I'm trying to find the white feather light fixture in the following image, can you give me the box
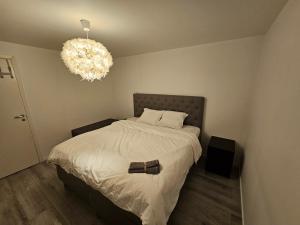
[61,19,113,82]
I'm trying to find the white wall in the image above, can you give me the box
[242,1,300,225]
[110,36,262,148]
[0,41,114,160]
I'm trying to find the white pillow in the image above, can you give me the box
[158,110,188,129]
[137,108,163,125]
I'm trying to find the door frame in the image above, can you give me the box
[0,55,41,161]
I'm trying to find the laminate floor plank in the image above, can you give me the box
[0,197,26,225]
[31,164,104,225]
[29,209,64,225]
[0,162,242,225]
[0,178,13,200]
[231,214,243,225]
[7,170,51,221]
[185,179,241,217]
[173,188,231,225]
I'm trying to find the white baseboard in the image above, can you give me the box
[240,177,245,225]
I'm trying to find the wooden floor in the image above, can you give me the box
[0,162,242,225]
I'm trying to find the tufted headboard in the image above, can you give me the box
[133,93,205,133]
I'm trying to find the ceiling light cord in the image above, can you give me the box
[80,19,91,39]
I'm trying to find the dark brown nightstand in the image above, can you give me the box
[205,136,236,178]
[71,118,118,137]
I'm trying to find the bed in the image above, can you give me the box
[48,93,205,225]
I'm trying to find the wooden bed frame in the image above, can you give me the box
[56,93,205,225]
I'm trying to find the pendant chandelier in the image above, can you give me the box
[61,19,113,82]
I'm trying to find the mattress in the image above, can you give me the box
[48,120,202,225]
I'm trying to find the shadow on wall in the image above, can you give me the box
[200,97,208,153]
[234,143,244,178]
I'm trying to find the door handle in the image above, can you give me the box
[14,114,26,121]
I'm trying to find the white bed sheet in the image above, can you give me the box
[48,120,202,225]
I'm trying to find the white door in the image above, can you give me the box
[0,57,39,178]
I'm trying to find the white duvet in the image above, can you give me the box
[48,120,202,225]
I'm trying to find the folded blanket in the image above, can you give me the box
[128,160,160,174]
[130,160,159,169]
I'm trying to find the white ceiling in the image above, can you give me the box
[0,0,287,57]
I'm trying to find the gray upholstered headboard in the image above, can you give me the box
[133,93,205,131]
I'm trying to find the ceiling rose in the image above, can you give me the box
[61,19,113,82]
